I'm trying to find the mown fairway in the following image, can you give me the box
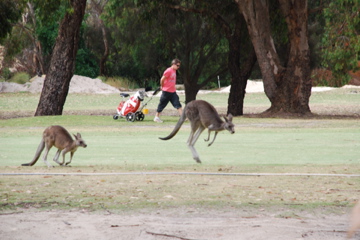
[0,89,359,211]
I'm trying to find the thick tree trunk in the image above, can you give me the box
[271,0,312,114]
[227,46,257,116]
[226,23,257,116]
[181,36,226,104]
[236,0,311,116]
[182,48,200,104]
[184,81,199,104]
[35,0,87,116]
[215,12,256,116]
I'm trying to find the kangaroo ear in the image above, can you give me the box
[73,134,78,140]
[76,133,82,138]
[224,113,233,123]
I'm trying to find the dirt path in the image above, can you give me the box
[0,208,353,240]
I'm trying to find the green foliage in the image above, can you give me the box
[9,72,30,84]
[0,68,12,81]
[33,0,65,24]
[102,76,139,89]
[36,23,59,56]
[2,25,33,62]
[75,48,99,78]
[0,0,23,42]
[322,0,360,86]
[103,0,229,90]
[103,1,168,85]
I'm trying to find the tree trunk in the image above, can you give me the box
[226,17,257,116]
[184,81,199,104]
[227,46,257,116]
[90,0,109,76]
[181,28,226,104]
[273,0,312,114]
[99,18,109,76]
[35,0,87,116]
[236,0,311,116]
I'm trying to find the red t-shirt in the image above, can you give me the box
[161,67,176,93]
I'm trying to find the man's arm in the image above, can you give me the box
[160,75,166,89]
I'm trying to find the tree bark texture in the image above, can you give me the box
[225,16,257,116]
[182,33,227,104]
[277,0,312,114]
[35,0,87,116]
[236,0,311,115]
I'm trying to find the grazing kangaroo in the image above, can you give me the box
[348,200,360,239]
[159,100,234,163]
[22,125,87,167]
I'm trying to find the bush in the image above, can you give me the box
[75,48,99,78]
[9,72,30,84]
[102,76,138,90]
[311,68,351,87]
[0,68,12,81]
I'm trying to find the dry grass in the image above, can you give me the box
[1,172,359,212]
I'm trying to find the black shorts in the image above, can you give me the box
[156,91,182,113]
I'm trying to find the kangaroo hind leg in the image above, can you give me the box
[187,126,205,163]
[207,131,218,147]
[53,149,62,165]
[65,152,74,166]
[204,129,211,142]
[42,145,54,168]
[59,148,71,166]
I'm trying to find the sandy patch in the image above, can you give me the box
[0,208,353,240]
[3,76,356,95]
[0,75,120,94]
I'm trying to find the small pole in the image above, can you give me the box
[217,76,220,89]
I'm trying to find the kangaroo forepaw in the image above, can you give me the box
[194,158,202,164]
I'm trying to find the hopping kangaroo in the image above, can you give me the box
[159,100,234,163]
[22,125,87,167]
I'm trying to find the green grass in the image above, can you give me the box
[0,115,359,170]
[0,89,360,212]
[1,87,360,116]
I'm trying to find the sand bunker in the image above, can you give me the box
[0,75,120,94]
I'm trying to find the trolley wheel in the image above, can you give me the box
[126,112,136,122]
[135,112,145,121]
[113,115,119,120]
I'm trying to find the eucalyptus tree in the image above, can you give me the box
[236,0,312,115]
[162,9,228,102]
[2,1,66,76]
[165,0,257,115]
[0,0,22,41]
[103,0,171,84]
[106,0,228,103]
[87,0,109,76]
[322,0,360,86]
[35,0,87,116]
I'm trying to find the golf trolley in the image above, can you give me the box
[113,87,160,122]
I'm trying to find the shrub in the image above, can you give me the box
[1,68,12,81]
[9,72,30,84]
[102,76,138,90]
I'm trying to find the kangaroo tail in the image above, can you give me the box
[159,106,187,140]
[22,139,45,166]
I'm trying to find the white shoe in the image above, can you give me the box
[153,117,163,123]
